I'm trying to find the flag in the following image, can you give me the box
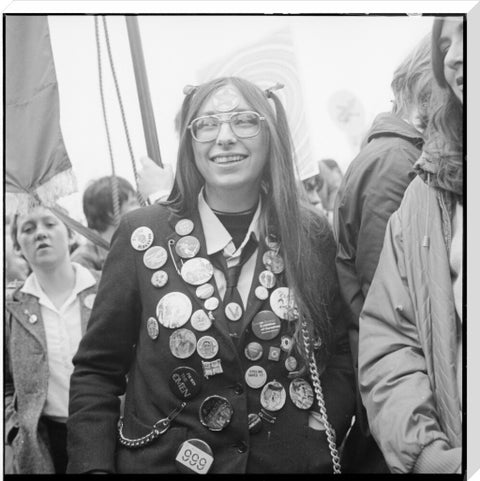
[198,27,315,180]
[6,15,76,215]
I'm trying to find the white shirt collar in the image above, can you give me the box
[197,188,262,258]
[21,262,96,306]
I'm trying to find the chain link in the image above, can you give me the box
[301,319,342,474]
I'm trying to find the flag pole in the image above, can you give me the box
[125,16,163,168]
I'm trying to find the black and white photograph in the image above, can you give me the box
[3,1,477,477]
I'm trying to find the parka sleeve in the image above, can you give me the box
[358,211,460,473]
[67,215,141,474]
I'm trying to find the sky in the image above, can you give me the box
[45,13,434,219]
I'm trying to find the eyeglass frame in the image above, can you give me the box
[187,110,266,143]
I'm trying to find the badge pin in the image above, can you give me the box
[201,359,223,379]
[83,294,96,309]
[151,270,168,288]
[251,310,281,341]
[270,287,299,321]
[204,297,219,312]
[197,335,219,359]
[280,335,294,352]
[131,226,154,251]
[195,283,215,300]
[245,365,267,389]
[262,250,285,274]
[181,258,214,286]
[244,341,263,361]
[28,314,38,324]
[260,380,286,412]
[169,366,202,400]
[199,395,234,431]
[248,413,263,434]
[225,302,242,321]
[175,235,201,259]
[285,356,298,372]
[175,219,194,236]
[255,286,269,301]
[211,86,241,112]
[190,309,212,332]
[268,346,281,362]
[175,439,214,474]
[289,378,315,410]
[258,270,276,289]
[147,317,160,340]
[143,245,168,270]
[169,328,197,359]
[156,292,193,329]
[265,233,280,250]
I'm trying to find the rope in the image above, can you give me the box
[101,16,146,207]
[94,16,121,227]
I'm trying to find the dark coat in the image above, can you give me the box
[67,203,355,474]
[5,274,99,474]
[333,112,423,472]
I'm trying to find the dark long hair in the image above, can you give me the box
[168,77,336,360]
[424,17,463,199]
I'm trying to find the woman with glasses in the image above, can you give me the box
[67,77,355,474]
[359,17,463,473]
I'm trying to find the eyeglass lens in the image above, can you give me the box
[191,112,261,142]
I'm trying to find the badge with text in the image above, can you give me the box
[131,226,154,251]
[156,292,193,329]
[199,395,233,431]
[146,317,160,340]
[175,438,214,474]
[169,366,202,400]
[251,311,281,341]
[143,245,168,270]
[151,270,168,288]
[270,287,299,321]
[181,258,214,286]
[260,380,286,412]
[245,366,267,389]
[190,309,212,332]
[244,342,263,361]
[196,336,219,359]
[201,359,223,379]
[169,328,197,359]
[175,235,201,259]
[289,378,314,410]
[175,219,194,236]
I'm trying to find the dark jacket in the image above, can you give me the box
[67,203,355,474]
[5,272,99,474]
[333,112,423,471]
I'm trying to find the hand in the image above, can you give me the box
[137,156,174,200]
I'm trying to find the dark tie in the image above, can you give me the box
[212,235,258,339]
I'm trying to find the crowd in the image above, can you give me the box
[4,17,463,474]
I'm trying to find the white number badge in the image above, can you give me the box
[175,439,214,474]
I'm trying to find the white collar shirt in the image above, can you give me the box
[198,190,262,307]
[21,262,96,422]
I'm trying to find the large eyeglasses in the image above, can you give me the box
[188,111,265,143]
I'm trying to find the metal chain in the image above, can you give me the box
[101,16,146,207]
[94,16,121,227]
[301,319,342,474]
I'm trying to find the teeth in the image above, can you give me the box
[212,155,245,164]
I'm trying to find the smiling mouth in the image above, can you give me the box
[210,154,247,165]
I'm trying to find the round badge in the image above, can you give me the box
[265,234,280,250]
[251,311,281,341]
[211,86,240,112]
[255,286,269,301]
[143,245,168,270]
[190,309,212,332]
[181,258,214,286]
[270,287,299,321]
[289,378,315,410]
[260,380,287,412]
[175,235,201,259]
[146,317,159,340]
[225,302,243,322]
[244,342,263,361]
[245,366,267,389]
[175,219,194,236]
[196,283,215,300]
[156,292,193,329]
[204,297,219,312]
[197,336,219,360]
[175,438,214,474]
[280,335,294,352]
[130,226,154,251]
[262,250,285,274]
[285,356,298,372]
[169,328,197,359]
[151,270,168,288]
[248,413,263,434]
[169,366,202,400]
[199,395,234,431]
[259,270,276,289]
[83,293,96,309]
